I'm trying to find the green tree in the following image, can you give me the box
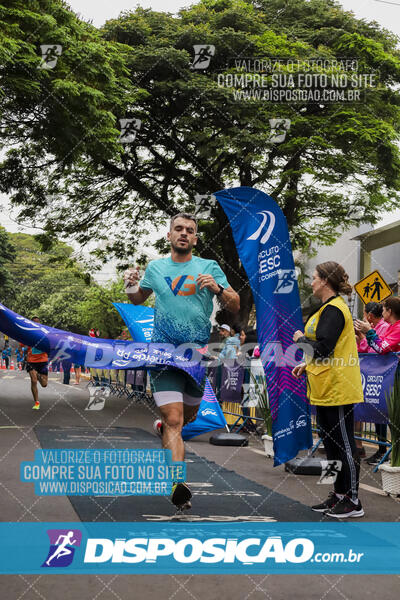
[12,269,89,324]
[1,0,400,325]
[5,232,76,291]
[75,280,129,339]
[0,226,16,302]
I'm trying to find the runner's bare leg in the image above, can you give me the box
[29,370,39,404]
[159,403,184,462]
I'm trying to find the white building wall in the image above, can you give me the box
[306,208,400,287]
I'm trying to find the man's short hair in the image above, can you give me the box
[170,213,198,232]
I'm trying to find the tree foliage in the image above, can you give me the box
[0,226,16,301]
[1,0,400,325]
[0,228,131,336]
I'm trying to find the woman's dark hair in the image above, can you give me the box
[364,302,383,318]
[231,323,242,335]
[383,297,400,320]
[316,261,352,295]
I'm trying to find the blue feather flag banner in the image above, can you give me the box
[214,186,312,465]
[113,303,154,343]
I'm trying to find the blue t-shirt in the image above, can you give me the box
[219,334,240,360]
[140,256,229,346]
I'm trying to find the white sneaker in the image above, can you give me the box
[153,419,163,438]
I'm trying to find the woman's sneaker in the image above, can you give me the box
[325,496,364,518]
[153,419,163,438]
[366,450,388,465]
[311,491,339,513]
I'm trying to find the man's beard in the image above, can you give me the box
[171,241,193,255]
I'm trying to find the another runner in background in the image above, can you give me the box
[26,317,49,410]
[1,342,11,369]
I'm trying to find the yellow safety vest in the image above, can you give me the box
[304,296,363,406]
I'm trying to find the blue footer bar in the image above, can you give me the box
[1,522,399,574]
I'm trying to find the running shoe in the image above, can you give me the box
[153,419,163,438]
[32,402,40,410]
[366,450,388,465]
[325,497,364,518]
[311,491,339,513]
[170,482,192,509]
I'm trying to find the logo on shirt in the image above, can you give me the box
[165,275,196,296]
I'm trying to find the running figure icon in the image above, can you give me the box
[370,277,384,301]
[45,531,77,566]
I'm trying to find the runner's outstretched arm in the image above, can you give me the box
[126,287,153,305]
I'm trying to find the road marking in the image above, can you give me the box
[246,447,267,456]
[359,483,387,496]
[2,375,16,379]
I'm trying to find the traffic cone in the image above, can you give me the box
[10,361,15,370]
[0,361,5,370]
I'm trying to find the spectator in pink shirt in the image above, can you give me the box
[355,297,400,465]
[354,302,389,458]
[356,302,389,353]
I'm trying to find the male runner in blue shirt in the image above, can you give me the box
[124,213,240,508]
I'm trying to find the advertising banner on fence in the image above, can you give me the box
[214,187,312,465]
[354,352,400,423]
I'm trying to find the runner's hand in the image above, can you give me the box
[196,273,219,293]
[292,363,306,378]
[123,266,140,289]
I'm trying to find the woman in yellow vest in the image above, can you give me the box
[292,262,364,518]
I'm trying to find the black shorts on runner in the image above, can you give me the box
[26,362,48,376]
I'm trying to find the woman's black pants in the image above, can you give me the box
[316,404,360,501]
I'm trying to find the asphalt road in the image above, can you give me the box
[0,369,399,598]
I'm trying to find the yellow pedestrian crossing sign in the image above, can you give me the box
[354,270,392,304]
